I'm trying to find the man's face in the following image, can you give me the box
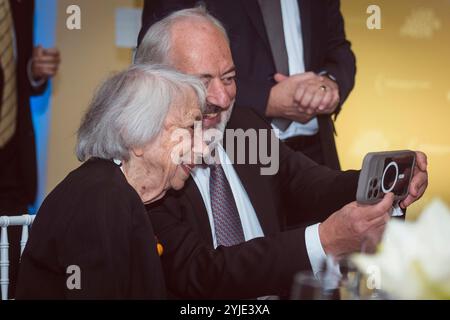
[169,20,236,132]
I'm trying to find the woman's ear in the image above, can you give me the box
[131,147,144,157]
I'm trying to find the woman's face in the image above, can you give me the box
[135,89,203,203]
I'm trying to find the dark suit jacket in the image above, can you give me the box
[0,0,47,210]
[138,0,356,170]
[146,108,359,299]
[16,159,166,299]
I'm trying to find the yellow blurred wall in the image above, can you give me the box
[47,0,449,218]
[338,0,450,218]
[47,0,142,192]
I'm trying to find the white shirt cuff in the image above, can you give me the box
[305,223,341,289]
[305,223,327,278]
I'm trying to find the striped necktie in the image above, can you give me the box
[0,0,17,148]
[209,163,245,247]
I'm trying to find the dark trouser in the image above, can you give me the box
[283,133,324,165]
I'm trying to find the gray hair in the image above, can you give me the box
[135,6,229,65]
[76,64,205,162]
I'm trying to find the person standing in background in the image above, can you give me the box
[0,0,60,298]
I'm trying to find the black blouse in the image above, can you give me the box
[16,158,166,299]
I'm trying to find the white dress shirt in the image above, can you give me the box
[190,144,329,277]
[272,0,319,140]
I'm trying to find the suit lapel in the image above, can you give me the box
[298,0,312,70]
[232,162,278,236]
[241,0,272,53]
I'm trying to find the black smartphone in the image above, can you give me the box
[356,150,416,204]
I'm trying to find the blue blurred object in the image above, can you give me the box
[28,0,57,213]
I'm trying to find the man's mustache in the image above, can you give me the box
[203,104,222,115]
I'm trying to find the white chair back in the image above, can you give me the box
[0,214,35,301]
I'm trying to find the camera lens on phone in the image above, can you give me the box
[373,188,379,198]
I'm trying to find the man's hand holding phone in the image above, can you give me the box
[319,193,394,258]
[318,151,428,258]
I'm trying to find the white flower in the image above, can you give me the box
[352,199,450,299]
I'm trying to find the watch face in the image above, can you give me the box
[323,72,337,82]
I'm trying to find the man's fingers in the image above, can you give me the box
[409,170,428,197]
[292,71,317,82]
[34,66,59,77]
[365,192,394,220]
[34,47,60,58]
[376,192,395,211]
[400,195,414,209]
[415,151,427,171]
[318,91,332,111]
[42,48,60,56]
[400,175,427,208]
[299,91,314,110]
[294,85,306,104]
[274,73,289,83]
[34,55,61,64]
[34,64,59,73]
[33,60,60,67]
[299,84,317,108]
[397,152,428,209]
[309,90,325,109]
[409,173,421,197]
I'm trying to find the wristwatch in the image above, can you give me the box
[318,70,337,83]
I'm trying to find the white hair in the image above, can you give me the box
[76,64,205,162]
[135,6,229,65]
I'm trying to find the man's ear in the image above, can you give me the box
[131,147,144,157]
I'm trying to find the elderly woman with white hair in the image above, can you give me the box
[15,64,205,299]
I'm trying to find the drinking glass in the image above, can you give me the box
[338,257,361,300]
[290,271,333,300]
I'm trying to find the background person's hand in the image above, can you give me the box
[400,151,428,209]
[292,75,340,116]
[265,72,317,124]
[315,75,340,114]
[266,72,340,124]
[318,193,395,259]
[31,45,61,81]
